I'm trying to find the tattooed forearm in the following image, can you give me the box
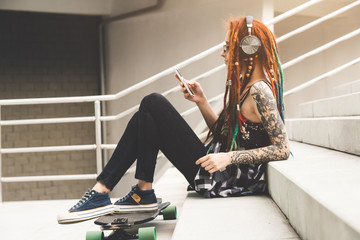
[231,151,255,165]
[231,81,290,165]
[230,145,287,165]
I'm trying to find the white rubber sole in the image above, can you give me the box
[113,203,158,212]
[57,205,114,224]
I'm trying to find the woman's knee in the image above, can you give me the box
[140,93,167,109]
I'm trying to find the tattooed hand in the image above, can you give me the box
[230,81,290,165]
[196,152,232,174]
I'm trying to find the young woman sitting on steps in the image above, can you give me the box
[57,16,290,224]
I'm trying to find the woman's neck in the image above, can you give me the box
[247,59,266,86]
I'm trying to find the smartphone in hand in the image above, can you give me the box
[174,68,195,97]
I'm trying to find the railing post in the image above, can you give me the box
[0,105,2,203]
[94,101,103,175]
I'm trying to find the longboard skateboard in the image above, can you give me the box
[86,202,177,240]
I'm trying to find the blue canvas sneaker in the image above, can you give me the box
[113,185,158,212]
[57,189,113,224]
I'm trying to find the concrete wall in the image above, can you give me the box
[0,0,159,16]
[0,11,101,201]
[275,4,360,118]
[0,0,111,15]
[109,0,157,16]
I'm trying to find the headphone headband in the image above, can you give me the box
[246,16,253,35]
[239,16,261,57]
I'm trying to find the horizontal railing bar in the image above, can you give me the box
[101,144,117,149]
[0,143,190,154]
[2,129,213,154]
[191,64,226,82]
[0,65,226,125]
[285,116,360,121]
[277,0,360,43]
[110,43,225,100]
[103,91,225,124]
[265,0,323,26]
[1,174,97,183]
[161,64,225,96]
[102,65,227,122]
[282,27,360,69]
[0,116,96,126]
[101,105,139,122]
[284,57,360,96]
[1,145,96,154]
[0,94,115,106]
[102,75,191,122]
[162,85,182,96]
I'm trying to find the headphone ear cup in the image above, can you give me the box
[240,35,261,56]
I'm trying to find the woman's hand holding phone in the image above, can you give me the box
[175,74,206,103]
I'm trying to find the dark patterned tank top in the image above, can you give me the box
[194,80,272,198]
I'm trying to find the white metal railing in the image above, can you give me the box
[1,174,98,183]
[265,0,323,26]
[284,57,360,96]
[0,0,359,202]
[282,27,360,69]
[0,116,96,126]
[277,0,360,43]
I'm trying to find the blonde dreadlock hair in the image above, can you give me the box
[206,17,284,152]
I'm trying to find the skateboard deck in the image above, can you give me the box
[86,202,177,240]
[95,202,170,229]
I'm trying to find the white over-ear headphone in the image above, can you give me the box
[239,16,261,57]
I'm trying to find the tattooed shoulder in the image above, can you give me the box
[230,81,290,165]
[250,81,277,112]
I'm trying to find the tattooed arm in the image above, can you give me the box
[230,81,290,165]
[195,81,290,173]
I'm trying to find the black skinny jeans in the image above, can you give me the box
[97,93,207,190]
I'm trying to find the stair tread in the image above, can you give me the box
[285,117,360,155]
[269,141,360,235]
[171,193,300,240]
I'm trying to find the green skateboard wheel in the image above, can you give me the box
[86,231,104,240]
[162,205,177,220]
[138,226,156,240]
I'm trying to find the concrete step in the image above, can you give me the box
[299,92,360,117]
[268,141,360,240]
[333,79,360,96]
[286,116,360,155]
[171,192,300,240]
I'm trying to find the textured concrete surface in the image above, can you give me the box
[333,79,360,96]
[268,141,360,240]
[299,92,360,117]
[0,166,188,240]
[286,117,360,155]
[171,193,300,240]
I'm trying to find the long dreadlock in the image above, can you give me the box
[206,17,285,152]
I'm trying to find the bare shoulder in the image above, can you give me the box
[249,81,277,109]
[250,81,273,96]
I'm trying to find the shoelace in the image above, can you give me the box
[70,190,94,210]
[115,187,136,204]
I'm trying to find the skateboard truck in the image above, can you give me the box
[86,202,177,240]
